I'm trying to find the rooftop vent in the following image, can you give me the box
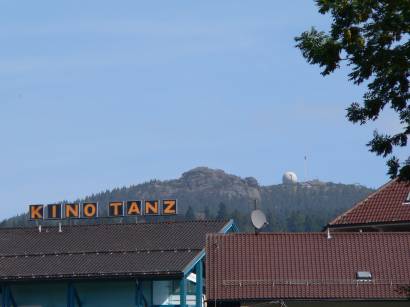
[404,192,410,204]
[356,271,372,280]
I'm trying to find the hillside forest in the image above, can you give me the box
[0,168,373,232]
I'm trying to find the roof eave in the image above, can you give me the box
[206,297,410,303]
[327,220,410,230]
[0,271,184,282]
[182,219,238,275]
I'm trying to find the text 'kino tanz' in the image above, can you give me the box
[29,200,177,220]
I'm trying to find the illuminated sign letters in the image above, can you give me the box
[109,201,124,217]
[29,205,44,220]
[126,201,141,216]
[162,200,177,215]
[28,199,177,220]
[145,200,159,215]
[47,204,62,219]
[83,202,98,218]
[65,203,80,218]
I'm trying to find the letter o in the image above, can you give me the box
[83,203,97,218]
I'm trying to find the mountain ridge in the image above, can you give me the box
[1,167,373,231]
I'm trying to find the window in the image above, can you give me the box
[153,279,196,305]
[356,271,372,280]
[153,280,178,305]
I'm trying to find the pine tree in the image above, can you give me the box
[185,206,195,220]
[216,202,228,220]
[204,206,213,219]
[286,210,305,232]
[230,209,242,226]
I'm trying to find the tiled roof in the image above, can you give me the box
[0,220,230,281]
[329,179,410,226]
[206,232,410,301]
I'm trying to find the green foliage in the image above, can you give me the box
[296,0,410,180]
[286,210,305,232]
[196,183,372,232]
[0,171,373,233]
[216,202,228,220]
[185,206,195,220]
[204,206,213,219]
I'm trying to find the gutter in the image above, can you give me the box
[325,220,410,231]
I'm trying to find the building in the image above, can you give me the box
[0,219,236,307]
[2,179,409,307]
[206,232,410,306]
[328,179,410,232]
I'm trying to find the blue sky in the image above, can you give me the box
[0,1,406,219]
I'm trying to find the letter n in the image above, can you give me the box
[144,200,159,215]
[65,203,80,218]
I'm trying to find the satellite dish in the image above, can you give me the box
[251,209,268,230]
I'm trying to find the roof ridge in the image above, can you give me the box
[328,179,397,226]
[0,270,183,280]
[208,231,410,236]
[0,219,230,231]
[0,248,202,258]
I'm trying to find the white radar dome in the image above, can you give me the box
[282,171,298,184]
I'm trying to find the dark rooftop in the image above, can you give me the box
[0,219,231,281]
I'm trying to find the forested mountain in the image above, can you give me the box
[1,167,373,231]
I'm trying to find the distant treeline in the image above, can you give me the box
[0,168,374,232]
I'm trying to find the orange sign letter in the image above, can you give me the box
[30,205,44,220]
[162,200,177,215]
[126,201,141,216]
[109,202,124,216]
[47,204,62,219]
[83,203,97,218]
[65,203,80,218]
[145,200,159,215]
